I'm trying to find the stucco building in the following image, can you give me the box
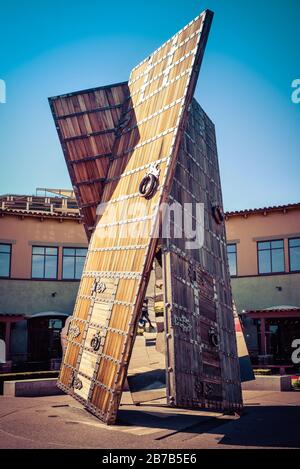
[1,193,299,372]
[0,190,88,371]
[225,203,300,367]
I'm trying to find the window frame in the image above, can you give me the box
[288,237,300,273]
[257,239,285,275]
[31,245,58,280]
[62,247,87,280]
[227,243,237,277]
[0,243,12,278]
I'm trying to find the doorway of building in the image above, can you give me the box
[27,315,67,370]
[267,318,300,362]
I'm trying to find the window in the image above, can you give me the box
[227,244,237,276]
[62,248,87,280]
[49,318,63,329]
[32,246,58,279]
[257,240,284,274]
[289,238,300,272]
[0,243,11,277]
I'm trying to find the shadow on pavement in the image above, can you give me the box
[117,403,300,448]
[116,406,235,436]
[215,405,300,448]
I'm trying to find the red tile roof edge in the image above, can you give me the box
[225,202,300,217]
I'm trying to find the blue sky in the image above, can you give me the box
[0,0,299,211]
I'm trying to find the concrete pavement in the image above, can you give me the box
[0,390,299,449]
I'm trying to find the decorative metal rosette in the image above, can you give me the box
[91,277,106,297]
[68,323,80,340]
[173,314,192,333]
[70,371,83,391]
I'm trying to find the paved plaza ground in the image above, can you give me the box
[0,390,299,449]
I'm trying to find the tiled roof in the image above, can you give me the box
[240,305,300,315]
[225,202,300,217]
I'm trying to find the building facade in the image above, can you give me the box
[225,203,300,367]
[2,193,299,373]
[0,192,88,371]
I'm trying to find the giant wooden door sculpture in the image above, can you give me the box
[50,9,242,424]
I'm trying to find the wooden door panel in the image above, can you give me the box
[51,10,215,423]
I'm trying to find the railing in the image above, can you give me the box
[0,195,79,215]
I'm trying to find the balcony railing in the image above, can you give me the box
[0,194,80,216]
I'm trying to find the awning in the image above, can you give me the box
[240,305,300,319]
[25,311,70,319]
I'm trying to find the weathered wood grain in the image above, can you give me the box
[49,82,129,237]
[162,100,242,412]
